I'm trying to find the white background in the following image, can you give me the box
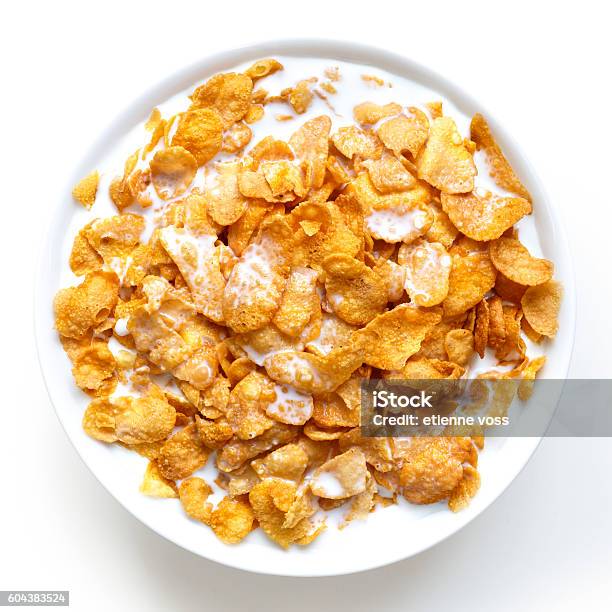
[2,0,611,610]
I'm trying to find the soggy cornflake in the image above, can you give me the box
[86,214,145,265]
[149,146,197,200]
[196,415,233,449]
[222,217,293,332]
[350,169,431,212]
[338,429,394,472]
[264,345,363,395]
[109,149,141,211]
[72,171,99,209]
[216,422,298,472]
[291,198,362,272]
[399,240,452,307]
[221,122,252,153]
[227,200,269,256]
[470,113,531,201]
[244,104,264,124]
[305,313,357,356]
[273,266,318,337]
[266,384,314,425]
[425,203,459,249]
[82,397,121,442]
[69,222,103,276]
[56,58,562,548]
[348,173,432,243]
[311,448,367,499]
[159,226,225,323]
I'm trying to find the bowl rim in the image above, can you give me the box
[34,37,577,577]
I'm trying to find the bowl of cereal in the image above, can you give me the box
[35,39,575,576]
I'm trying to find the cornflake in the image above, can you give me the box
[72,171,99,209]
[55,59,561,549]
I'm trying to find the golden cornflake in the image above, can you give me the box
[354,101,402,125]
[352,304,442,370]
[416,117,476,193]
[179,477,213,523]
[441,190,531,241]
[245,59,283,81]
[521,281,562,337]
[362,152,416,194]
[172,108,223,165]
[54,270,119,339]
[332,126,382,160]
[190,72,253,129]
[443,245,497,317]
[157,423,209,480]
[322,254,388,325]
[377,108,429,158]
[209,497,255,544]
[139,461,178,498]
[72,171,99,209]
[489,237,554,286]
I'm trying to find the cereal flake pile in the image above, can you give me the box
[55,58,562,548]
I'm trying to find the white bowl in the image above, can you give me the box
[35,39,576,577]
